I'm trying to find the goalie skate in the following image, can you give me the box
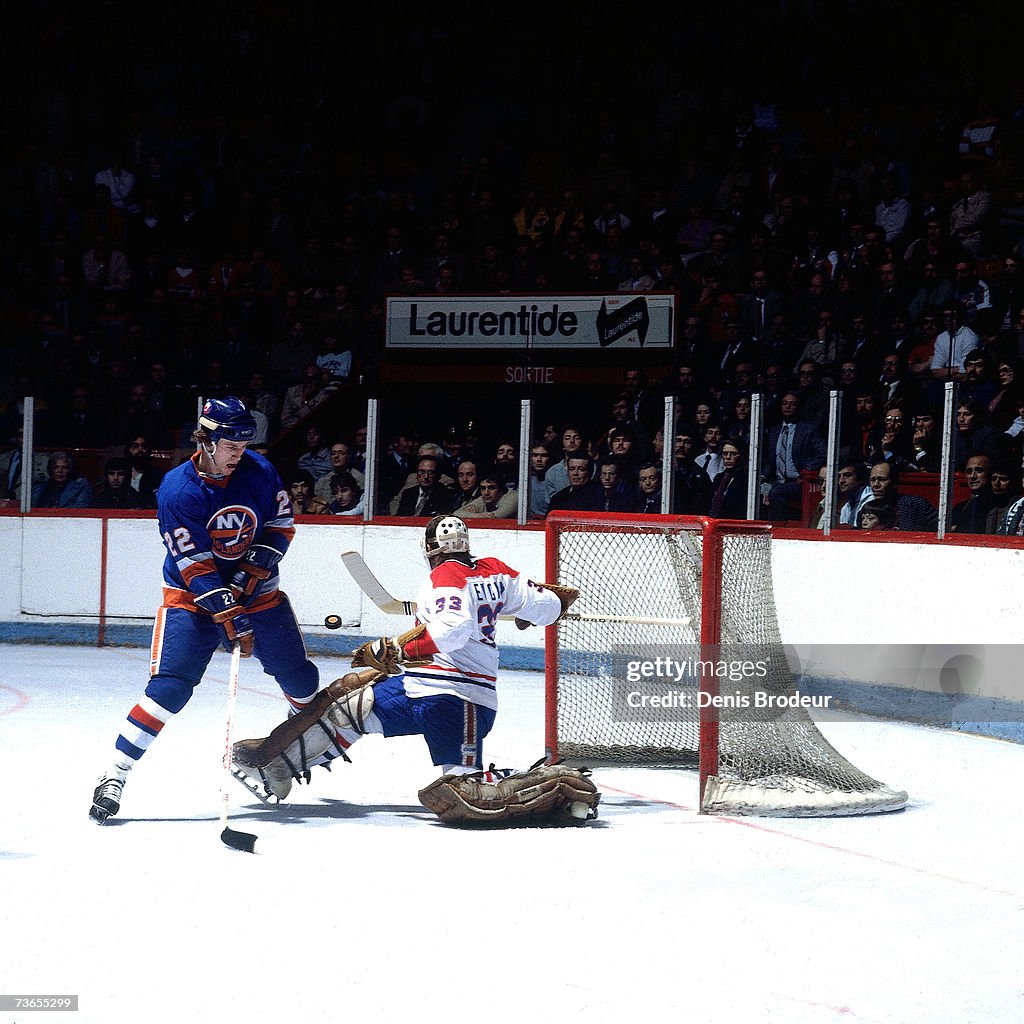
[230,675,373,802]
[229,761,283,806]
[232,737,347,804]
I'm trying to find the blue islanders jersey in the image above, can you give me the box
[156,451,294,608]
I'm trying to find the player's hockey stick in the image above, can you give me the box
[220,644,259,852]
[329,551,689,629]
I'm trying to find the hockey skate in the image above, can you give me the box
[231,737,346,805]
[231,739,292,804]
[89,766,129,824]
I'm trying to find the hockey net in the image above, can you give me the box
[544,512,907,817]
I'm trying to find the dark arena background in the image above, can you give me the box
[2,1,1020,465]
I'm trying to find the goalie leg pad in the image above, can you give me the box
[418,763,600,826]
[232,672,378,800]
[326,680,375,734]
[233,718,344,800]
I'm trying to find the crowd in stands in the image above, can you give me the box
[3,4,1024,535]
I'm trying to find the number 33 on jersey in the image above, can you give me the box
[404,557,563,709]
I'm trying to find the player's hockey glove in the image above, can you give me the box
[196,587,255,656]
[229,544,283,603]
[350,623,430,675]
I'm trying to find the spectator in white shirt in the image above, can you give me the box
[695,422,725,480]
[930,303,979,380]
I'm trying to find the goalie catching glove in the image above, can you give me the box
[351,623,430,675]
[418,759,600,826]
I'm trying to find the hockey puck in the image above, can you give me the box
[324,614,343,630]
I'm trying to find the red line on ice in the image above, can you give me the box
[598,782,1021,899]
[0,684,31,717]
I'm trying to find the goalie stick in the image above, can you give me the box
[334,550,688,628]
[220,644,259,852]
[340,550,416,615]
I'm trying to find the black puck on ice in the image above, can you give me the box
[324,614,343,630]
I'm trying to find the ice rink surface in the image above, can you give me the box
[1,643,1021,1024]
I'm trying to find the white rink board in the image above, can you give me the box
[773,537,1024,644]
[3,516,1024,700]
[20,516,103,616]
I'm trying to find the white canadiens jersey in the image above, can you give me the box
[403,555,563,710]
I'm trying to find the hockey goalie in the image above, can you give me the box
[232,515,599,826]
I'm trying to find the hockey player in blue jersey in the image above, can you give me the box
[90,397,319,824]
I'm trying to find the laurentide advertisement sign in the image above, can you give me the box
[385,293,676,350]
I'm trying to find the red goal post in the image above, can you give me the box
[543,511,907,817]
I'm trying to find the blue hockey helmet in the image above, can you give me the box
[197,397,257,444]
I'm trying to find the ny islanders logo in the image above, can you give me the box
[208,504,258,560]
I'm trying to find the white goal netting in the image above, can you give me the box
[547,514,907,816]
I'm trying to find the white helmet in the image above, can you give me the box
[423,515,471,561]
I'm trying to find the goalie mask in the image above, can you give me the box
[423,515,471,563]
